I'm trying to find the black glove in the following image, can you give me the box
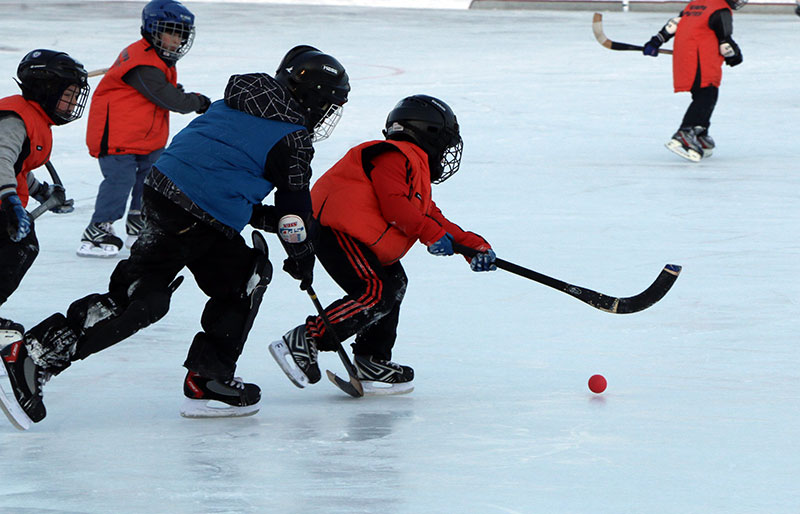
[796,4,800,16]
[283,253,314,291]
[249,204,280,232]
[194,93,211,114]
[1,193,32,242]
[643,35,662,56]
[721,39,742,67]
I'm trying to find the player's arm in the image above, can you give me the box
[709,9,741,66]
[123,66,209,113]
[0,114,25,199]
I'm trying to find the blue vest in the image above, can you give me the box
[155,100,304,231]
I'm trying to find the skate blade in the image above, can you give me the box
[665,140,702,162]
[0,365,32,430]
[268,340,309,388]
[180,398,260,418]
[360,380,414,396]
[76,242,120,258]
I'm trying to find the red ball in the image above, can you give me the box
[588,374,607,394]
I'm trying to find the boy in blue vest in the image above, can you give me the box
[0,46,350,429]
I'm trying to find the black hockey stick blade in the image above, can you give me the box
[28,194,64,220]
[592,13,673,55]
[326,369,363,398]
[453,243,681,314]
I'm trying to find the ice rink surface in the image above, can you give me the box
[1,2,799,513]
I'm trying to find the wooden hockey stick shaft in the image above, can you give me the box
[88,67,109,78]
[592,13,674,55]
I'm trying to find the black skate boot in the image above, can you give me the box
[77,222,124,258]
[354,355,414,396]
[180,371,261,418]
[0,317,25,346]
[694,126,715,158]
[665,127,704,162]
[125,210,144,249]
[0,339,50,430]
[269,325,320,388]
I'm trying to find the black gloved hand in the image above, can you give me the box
[283,254,314,291]
[720,39,742,67]
[643,35,662,56]
[194,93,211,114]
[1,193,32,242]
[249,204,280,232]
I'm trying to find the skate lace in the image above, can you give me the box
[97,222,116,235]
[37,370,52,397]
[225,377,245,390]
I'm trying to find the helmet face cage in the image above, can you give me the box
[147,20,195,61]
[727,0,747,8]
[311,103,343,142]
[50,81,90,125]
[435,134,463,184]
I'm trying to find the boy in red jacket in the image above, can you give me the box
[267,95,496,395]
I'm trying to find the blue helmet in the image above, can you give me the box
[141,0,196,64]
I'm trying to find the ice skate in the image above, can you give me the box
[124,210,144,249]
[77,222,124,258]
[0,317,24,346]
[269,325,320,388]
[694,126,715,158]
[665,127,704,162]
[180,371,261,418]
[0,339,50,430]
[354,355,414,396]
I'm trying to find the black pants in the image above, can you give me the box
[307,224,407,361]
[0,212,39,308]
[680,61,719,130]
[32,186,261,380]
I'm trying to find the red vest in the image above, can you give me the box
[312,140,433,265]
[673,0,730,92]
[86,39,177,156]
[0,95,54,207]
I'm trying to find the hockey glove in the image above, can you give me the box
[31,182,73,214]
[1,193,32,242]
[720,40,742,67]
[283,254,314,291]
[249,204,280,233]
[470,249,497,272]
[643,36,662,56]
[427,233,454,256]
[796,3,800,16]
[195,94,211,114]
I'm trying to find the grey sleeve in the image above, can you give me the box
[0,114,26,199]
[122,65,205,114]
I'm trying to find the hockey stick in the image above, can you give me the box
[305,286,364,398]
[88,68,109,78]
[592,13,673,55]
[29,161,74,220]
[453,242,681,314]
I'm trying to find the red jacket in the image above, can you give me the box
[0,95,54,207]
[86,39,177,156]
[312,140,489,265]
[673,0,730,91]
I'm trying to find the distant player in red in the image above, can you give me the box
[267,95,497,396]
[643,0,745,162]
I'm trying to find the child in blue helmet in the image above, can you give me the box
[80,0,210,257]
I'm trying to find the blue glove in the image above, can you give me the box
[643,36,661,57]
[427,233,454,256]
[1,194,32,242]
[470,249,497,272]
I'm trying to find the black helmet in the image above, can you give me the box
[725,0,747,8]
[275,45,350,142]
[383,95,463,184]
[17,49,90,125]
